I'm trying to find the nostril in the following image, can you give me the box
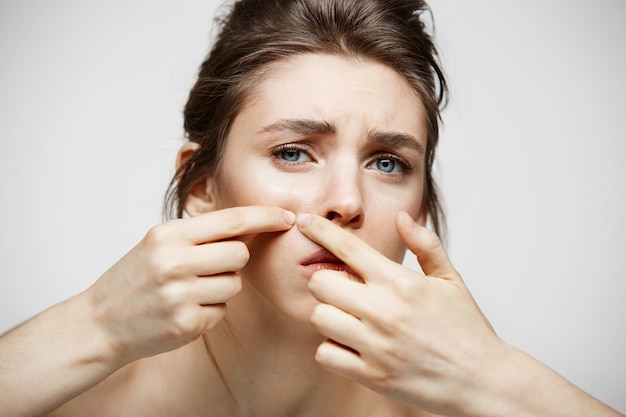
[326,211,338,221]
[349,214,362,225]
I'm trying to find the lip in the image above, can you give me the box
[300,248,363,282]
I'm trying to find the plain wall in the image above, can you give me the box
[1,0,624,412]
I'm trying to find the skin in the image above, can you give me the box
[180,53,435,416]
[1,53,623,417]
[200,53,429,325]
[22,53,433,417]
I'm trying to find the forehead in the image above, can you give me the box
[236,53,427,142]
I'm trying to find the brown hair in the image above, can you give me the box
[165,0,448,237]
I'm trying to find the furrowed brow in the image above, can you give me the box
[258,119,335,136]
[367,129,425,155]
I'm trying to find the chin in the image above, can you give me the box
[233,270,317,326]
[265,286,321,329]
[282,297,320,327]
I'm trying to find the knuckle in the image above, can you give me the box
[393,273,424,297]
[333,234,361,260]
[370,296,412,332]
[157,282,187,309]
[374,305,400,329]
[142,226,186,281]
[152,258,186,281]
[221,208,247,235]
[144,223,175,247]
[172,317,197,339]
[369,356,400,387]
[171,306,204,338]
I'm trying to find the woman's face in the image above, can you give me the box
[207,53,428,322]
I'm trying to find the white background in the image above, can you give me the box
[1,0,624,412]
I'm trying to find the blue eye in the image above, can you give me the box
[375,158,397,173]
[271,144,312,164]
[367,154,412,176]
[281,149,302,161]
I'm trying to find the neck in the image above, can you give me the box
[201,289,378,417]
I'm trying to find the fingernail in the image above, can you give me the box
[297,213,312,228]
[283,210,296,225]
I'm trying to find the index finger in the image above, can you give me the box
[182,206,296,244]
[296,213,391,282]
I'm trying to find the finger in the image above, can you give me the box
[296,213,391,282]
[188,240,250,276]
[310,303,366,351]
[194,273,242,305]
[315,339,367,380]
[308,269,370,318]
[182,206,296,244]
[395,211,459,281]
[200,303,228,330]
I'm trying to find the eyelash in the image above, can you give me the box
[367,153,413,175]
[269,143,413,175]
[270,143,313,165]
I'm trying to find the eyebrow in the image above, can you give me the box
[367,129,425,155]
[258,119,335,136]
[259,118,424,154]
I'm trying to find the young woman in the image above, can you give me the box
[0,1,623,416]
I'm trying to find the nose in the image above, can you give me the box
[317,161,364,228]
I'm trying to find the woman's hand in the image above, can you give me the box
[298,211,626,417]
[87,206,296,366]
[296,211,504,416]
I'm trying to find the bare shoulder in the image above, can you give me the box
[48,339,211,417]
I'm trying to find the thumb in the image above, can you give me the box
[395,211,460,282]
[396,212,496,332]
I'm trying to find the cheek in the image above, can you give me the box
[214,166,312,212]
[366,208,406,262]
[365,186,424,261]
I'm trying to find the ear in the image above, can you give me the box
[176,142,217,217]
